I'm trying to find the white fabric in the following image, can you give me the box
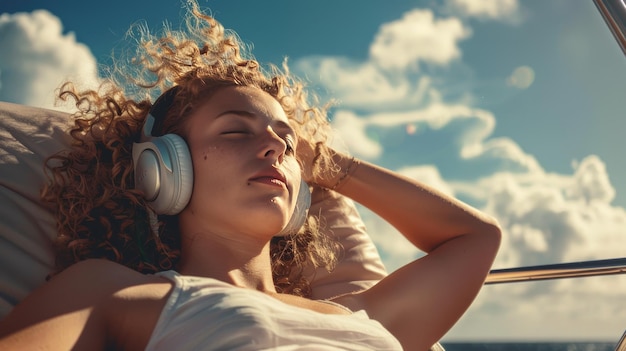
[307,188,388,300]
[145,271,402,351]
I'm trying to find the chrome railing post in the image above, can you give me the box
[594,0,626,55]
[486,257,626,284]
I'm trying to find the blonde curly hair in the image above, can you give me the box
[42,1,339,297]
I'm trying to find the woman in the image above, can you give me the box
[0,3,501,350]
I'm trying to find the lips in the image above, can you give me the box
[249,168,288,189]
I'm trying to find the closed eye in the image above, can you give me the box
[284,135,296,155]
[221,130,250,135]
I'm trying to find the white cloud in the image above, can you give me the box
[462,137,543,173]
[465,155,626,269]
[451,274,626,341]
[294,9,474,111]
[0,10,100,110]
[330,101,543,178]
[509,224,548,252]
[372,152,625,274]
[366,101,489,129]
[330,110,383,159]
[567,155,616,204]
[369,9,471,71]
[373,153,626,340]
[295,57,432,110]
[445,0,522,23]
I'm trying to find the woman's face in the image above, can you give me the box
[179,85,302,241]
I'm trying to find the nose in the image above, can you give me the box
[258,126,287,164]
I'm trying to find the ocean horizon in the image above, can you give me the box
[440,341,617,351]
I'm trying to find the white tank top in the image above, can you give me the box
[145,270,402,350]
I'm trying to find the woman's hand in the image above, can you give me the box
[296,139,343,189]
[296,132,364,193]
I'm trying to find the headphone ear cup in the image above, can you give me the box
[132,133,193,215]
[276,178,311,236]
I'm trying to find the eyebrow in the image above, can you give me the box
[216,110,295,134]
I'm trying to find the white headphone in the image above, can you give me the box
[132,87,310,235]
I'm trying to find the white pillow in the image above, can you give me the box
[0,102,70,316]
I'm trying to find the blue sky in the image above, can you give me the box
[2,0,625,342]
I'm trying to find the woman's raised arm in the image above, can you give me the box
[318,151,501,351]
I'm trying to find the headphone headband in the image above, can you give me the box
[141,86,180,140]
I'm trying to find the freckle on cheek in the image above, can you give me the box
[203,154,208,160]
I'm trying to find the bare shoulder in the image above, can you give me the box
[0,259,173,351]
[27,259,170,303]
[60,259,174,350]
[57,258,153,283]
[56,258,172,297]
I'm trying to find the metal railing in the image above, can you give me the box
[594,0,626,55]
[486,257,626,284]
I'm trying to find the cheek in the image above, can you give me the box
[190,147,225,184]
[199,146,219,158]
[192,145,222,165]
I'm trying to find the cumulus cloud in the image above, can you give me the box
[369,9,471,71]
[0,10,100,110]
[328,101,543,180]
[461,137,543,174]
[295,58,431,110]
[464,155,625,269]
[446,154,625,340]
[368,154,626,339]
[444,0,523,23]
[330,110,383,158]
[294,8,477,111]
[368,152,626,270]
[568,155,616,204]
[452,273,626,340]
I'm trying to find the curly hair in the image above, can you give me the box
[41,1,339,297]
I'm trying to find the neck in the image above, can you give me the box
[176,230,276,292]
